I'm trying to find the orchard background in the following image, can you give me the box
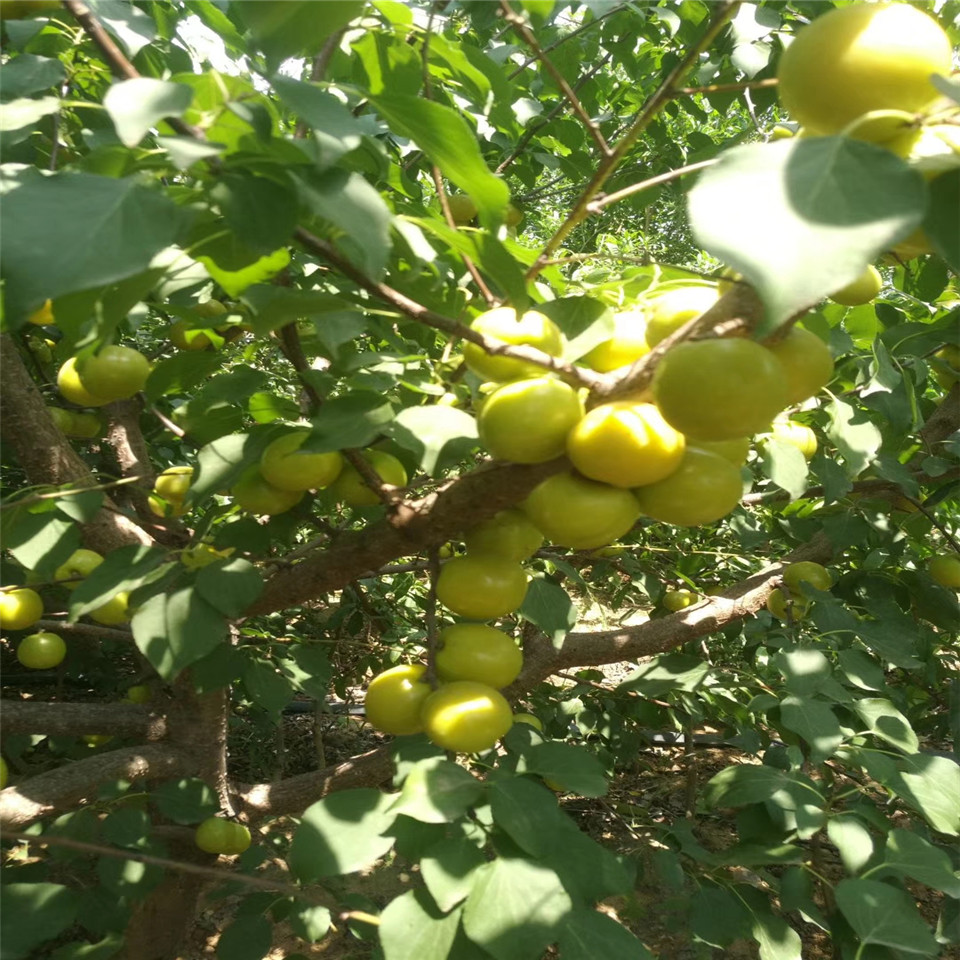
[1,1,959,958]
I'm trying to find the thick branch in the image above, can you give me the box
[0,744,185,830]
[236,746,394,822]
[0,335,152,552]
[246,459,564,616]
[0,700,166,740]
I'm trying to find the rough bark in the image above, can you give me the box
[246,458,565,615]
[0,745,185,829]
[0,700,167,740]
[0,335,152,552]
[236,746,395,822]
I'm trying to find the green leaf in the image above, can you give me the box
[690,885,754,947]
[386,405,478,476]
[232,0,363,67]
[835,878,939,955]
[760,439,809,500]
[0,96,60,145]
[296,168,393,278]
[752,906,803,960]
[539,296,614,363]
[1,508,79,578]
[145,351,223,402]
[52,488,103,524]
[301,392,396,453]
[619,652,710,697]
[1,168,188,327]
[68,545,169,621]
[557,909,654,960]
[779,695,842,764]
[131,587,228,680]
[242,656,295,717]
[209,171,298,255]
[198,246,291,298]
[196,558,263,618]
[93,0,157,57]
[925,169,959,272]
[287,902,332,944]
[103,78,193,147]
[838,649,886,691]
[101,807,152,849]
[379,890,461,960]
[884,829,960,898]
[48,935,124,960]
[463,858,573,960]
[0,884,78,960]
[288,788,398,881]
[156,135,226,171]
[420,837,486,913]
[852,699,919,754]
[215,913,272,960]
[511,741,607,798]
[191,432,263,505]
[389,758,484,824]
[371,93,510,222]
[270,76,364,168]
[893,754,960,836]
[240,286,356,338]
[0,55,65,101]
[704,765,824,838]
[488,775,567,858]
[826,816,876,875]
[825,398,883,476]
[518,577,577,648]
[278,643,331,701]
[149,778,220,825]
[773,649,833,697]
[688,138,926,333]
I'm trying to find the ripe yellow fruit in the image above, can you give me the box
[69,412,102,439]
[79,346,151,401]
[260,431,344,492]
[777,3,953,140]
[170,321,212,351]
[149,493,187,518]
[634,448,743,526]
[692,436,751,465]
[90,591,130,626]
[436,556,528,620]
[768,419,817,460]
[328,450,407,507]
[652,338,789,441]
[28,299,54,325]
[57,357,112,407]
[154,466,194,501]
[0,756,8,789]
[766,326,834,405]
[766,587,811,621]
[17,631,66,669]
[54,548,104,590]
[462,508,544,561]
[0,587,43,631]
[230,466,304,516]
[521,472,640,549]
[928,554,960,589]
[782,561,832,595]
[435,623,523,688]
[447,194,478,223]
[663,589,697,612]
[421,681,513,753]
[828,266,883,307]
[931,345,960,389]
[582,310,649,372]
[643,285,719,347]
[478,377,584,463]
[364,664,431,735]
[463,307,565,383]
[566,401,685,489]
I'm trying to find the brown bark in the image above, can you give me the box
[0,744,185,829]
[236,746,395,822]
[0,335,152,553]
[0,700,167,740]
[246,458,566,616]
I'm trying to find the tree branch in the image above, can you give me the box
[0,700,166,740]
[0,744,186,830]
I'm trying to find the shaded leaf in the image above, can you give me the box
[389,758,484,824]
[103,78,193,147]
[835,878,938,955]
[421,837,485,913]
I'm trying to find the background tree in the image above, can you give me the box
[0,2,958,959]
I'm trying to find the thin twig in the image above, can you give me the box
[33,619,134,641]
[525,0,741,279]
[588,158,718,212]
[500,0,611,155]
[0,475,145,511]
[670,77,779,98]
[150,405,185,438]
